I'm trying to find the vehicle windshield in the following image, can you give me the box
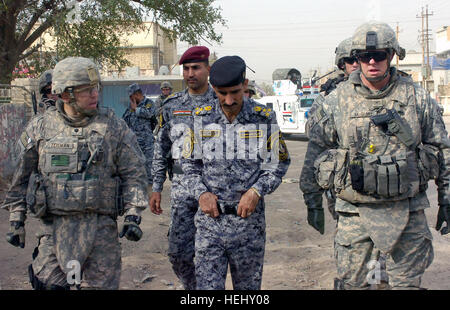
[300,98,314,108]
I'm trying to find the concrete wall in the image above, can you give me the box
[0,79,38,184]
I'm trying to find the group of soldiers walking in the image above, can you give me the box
[1,20,449,290]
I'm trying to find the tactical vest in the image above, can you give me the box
[316,77,425,204]
[38,109,118,216]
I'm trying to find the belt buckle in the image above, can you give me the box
[217,200,238,216]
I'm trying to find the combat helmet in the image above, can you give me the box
[160,81,173,90]
[52,57,100,95]
[351,21,405,60]
[39,69,53,94]
[335,38,353,69]
[52,57,100,116]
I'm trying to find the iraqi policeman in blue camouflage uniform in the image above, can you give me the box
[150,46,216,290]
[122,83,158,191]
[180,56,291,290]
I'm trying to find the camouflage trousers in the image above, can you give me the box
[167,176,197,290]
[194,201,266,290]
[142,145,154,185]
[31,213,122,289]
[334,210,433,289]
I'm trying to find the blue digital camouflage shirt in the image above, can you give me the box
[122,96,158,183]
[181,98,291,202]
[152,86,216,192]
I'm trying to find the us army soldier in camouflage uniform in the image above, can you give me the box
[307,37,360,221]
[37,69,59,113]
[150,46,216,290]
[2,57,148,290]
[154,81,173,111]
[181,56,290,290]
[300,22,450,290]
[319,38,360,97]
[122,83,158,190]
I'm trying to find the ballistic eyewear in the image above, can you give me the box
[356,51,389,63]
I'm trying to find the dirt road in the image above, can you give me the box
[1,121,449,290]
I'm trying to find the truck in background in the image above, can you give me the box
[256,68,319,136]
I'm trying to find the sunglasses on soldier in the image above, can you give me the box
[356,51,389,63]
[343,56,358,64]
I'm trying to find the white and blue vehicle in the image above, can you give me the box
[256,68,319,136]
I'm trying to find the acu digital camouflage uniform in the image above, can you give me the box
[300,22,450,290]
[122,85,158,185]
[152,86,216,290]
[1,57,148,290]
[181,97,290,290]
[306,38,355,221]
[37,69,56,113]
[153,81,173,112]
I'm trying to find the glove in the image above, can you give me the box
[119,215,143,241]
[6,221,25,248]
[303,192,325,234]
[436,204,450,235]
[307,207,325,235]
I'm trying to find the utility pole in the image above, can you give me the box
[417,7,425,86]
[425,5,434,82]
[417,6,434,87]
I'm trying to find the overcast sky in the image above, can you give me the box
[177,0,450,84]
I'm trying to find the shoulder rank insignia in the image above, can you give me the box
[254,105,272,118]
[194,105,213,116]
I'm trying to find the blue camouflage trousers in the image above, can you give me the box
[142,145,154,185]
[168,176,198,290]
[334,210,434,289]
[194,200,266,290]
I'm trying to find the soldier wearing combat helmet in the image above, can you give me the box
[2,57,148,289]
[37,69,59,111]
[307,37,362,221]
[300,21,450,290]
[320,38,360,96]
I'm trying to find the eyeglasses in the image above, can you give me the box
[356,51,388,63]
[73,84,101,96]
[343,56,358,64]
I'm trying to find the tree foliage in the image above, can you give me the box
[260,82,275,96]
[0,0,226,84]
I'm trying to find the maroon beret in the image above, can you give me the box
[179,46,210,65]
